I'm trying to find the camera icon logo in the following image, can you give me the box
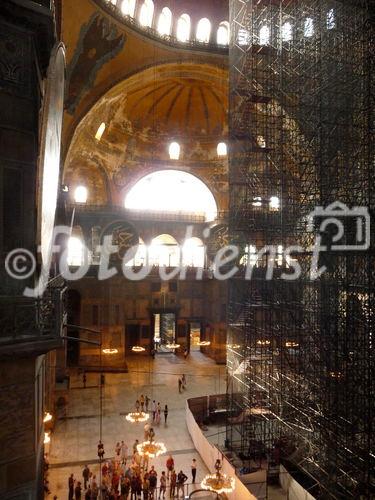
[307,201,371,251]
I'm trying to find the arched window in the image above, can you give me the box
[240,245,257,266]
[95,122,106,141]
[217,142,227,157]
[259,25,270,45]
[74,185,88,204]
[67,237,84,266]
[304,17,314,37]
[269,196,280,210]
[182,238,205,267]
[125,238,147,267]
[177,14,191,42]
[149,234,180,267]
[257,135,266,148]
[327,9,335,30]
[139,0,154,27]
[196,18,211,43]
[169,141,180,160]
[157,7,172,36]
[281,21,293,42]
[121,0,136,17]
[124,170,218,221]
[217,21,229,45]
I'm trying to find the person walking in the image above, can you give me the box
[74,481,82,500]
[155,403,161,425]
[169,470,177,499]
[144,422,150,441]
[163,405,168,424]
[82,464,90,489]
[191,459,197,483]
[166,455,174,480]
[115,441,121,457]
[85,487,92,500]
[159,471,167,499]
[121,476,131,500]
[140,394,145,412]
[135,399,140,412]
[176,471,188,499]
[145,395,150,412]
[68,473,74,500]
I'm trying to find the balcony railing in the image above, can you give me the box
[0,276,67,348]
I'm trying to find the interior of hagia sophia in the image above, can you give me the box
[0,0,373,499]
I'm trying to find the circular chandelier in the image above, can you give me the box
[126,411,150,423]
[198,340,211,346]
[201,472,235,494]
[137,439,167,458]
[132,346,145,353]
[102,348,119,354]
[165,342,180,349]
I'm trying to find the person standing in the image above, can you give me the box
[159,471,167,499]
[133,439,139,455]
[85,487,91,500]
[115,441,121,457]
[144,422,150,440]
[166,455,174,480]
[142,472,150,500]
[68,473,74,500]
[74,481,82,500]
[82,464,90,489]
[182,374,187,389]
[163,405,168,424]
[178,378,182,393]
[191,459,197,483]
[145,395,150,412]
[149,467,157,499]
[176,470,188,498]
[121,440,128,462]
[135,399,140,412]
[152,400,156,422]
[140,394,145,412]
[169,469,177,498]
[98,440,105,460]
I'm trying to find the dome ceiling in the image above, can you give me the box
[124,76,226,137]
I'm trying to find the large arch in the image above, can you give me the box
[124,169,218,221]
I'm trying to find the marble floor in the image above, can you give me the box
[46,351,286,499]
[47,352,225,498]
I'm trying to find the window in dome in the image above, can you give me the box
[139,0,154,27]
[259,25,270,45]
[169,142,180,160]
[327,9,336,30]
[257,135,266,148]
[157,7,172,36]
[217,21,229,45]
[177,14,191,42]
[252,196,262,207]
[217,142,227,157]
[74,186,88,204]
[281,21,293,41]
[237,28,250,46]
[67,237,85,266]
[269,196,280,210]
[109,0,117,5]
[196,18,211,43]
[124,170,218,222]
[121,0,136,16]
[182,238,205,268]
[95,122,106,141]
[304,17,314,37]
[149,234,180,267]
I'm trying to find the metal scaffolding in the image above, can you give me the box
[226,1,374,498]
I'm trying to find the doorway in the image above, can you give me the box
[190,321,202,351]
[153,312,176,352]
